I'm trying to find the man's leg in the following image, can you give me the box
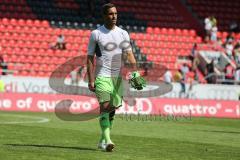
[99,101,115,151]
[99,101,112,144]
[95,77,118,151]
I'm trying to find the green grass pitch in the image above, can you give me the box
[0,111,240,160]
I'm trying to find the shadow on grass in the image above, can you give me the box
[199,130,240,134]
[4,144,98,151]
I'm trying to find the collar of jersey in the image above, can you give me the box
[103,25,116,32]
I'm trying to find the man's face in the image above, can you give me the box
[103,7,117,26]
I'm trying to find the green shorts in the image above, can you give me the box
[94,76,123,108]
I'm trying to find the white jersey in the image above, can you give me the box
[88,25,132,77]
[164,70,172,83]
[204,18,212,31]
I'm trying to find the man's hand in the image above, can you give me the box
[88,82,95,92]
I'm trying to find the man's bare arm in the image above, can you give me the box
[126,50,137,70]
[87,55,95,91]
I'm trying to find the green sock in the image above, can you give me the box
[103,127,111,144]
[99,130,105,144]
[99,112,111,144]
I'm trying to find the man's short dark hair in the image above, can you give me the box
[102,3,116,15]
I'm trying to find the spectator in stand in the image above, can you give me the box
[173,69,185,98]
[210,16,217,27]
[234,40,240,64]
[224,63,234,85]
[180,63,189,97]
[173,69,182,82]
[179,71,186,98]
[190,43,199,81]
[189,44,199,79]
[204,16,212,43]
[190,43,197,59]
[53,34,66,50]
[225,39,234,60]
[185,71,195,98]
[180,63,189,80]
[163,68,172,84]
[234,65,240,85]
[210,16,218,43]
[225,32,234,44]
[211,24,218,43]
[205,60,215,83]
[192,53,200,81]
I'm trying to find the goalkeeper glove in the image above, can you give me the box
[128,71,146,90]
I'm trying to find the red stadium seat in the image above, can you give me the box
[160,28,167,34]
[189,29,196,36]
[2,18,9,25]
[146,27,153,34]
[19,70,29,76]
[167,28,175,35]
[153,27,161,34]
[9,18,17,25]
[26,19,33,26]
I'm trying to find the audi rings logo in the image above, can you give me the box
[49,41,172,121]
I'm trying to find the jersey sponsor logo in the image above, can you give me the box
[103,40,131,52]
[103,42,117,51]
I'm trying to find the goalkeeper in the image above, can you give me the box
[87,3,145,152]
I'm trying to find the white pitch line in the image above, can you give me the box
[0,114,50,124]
